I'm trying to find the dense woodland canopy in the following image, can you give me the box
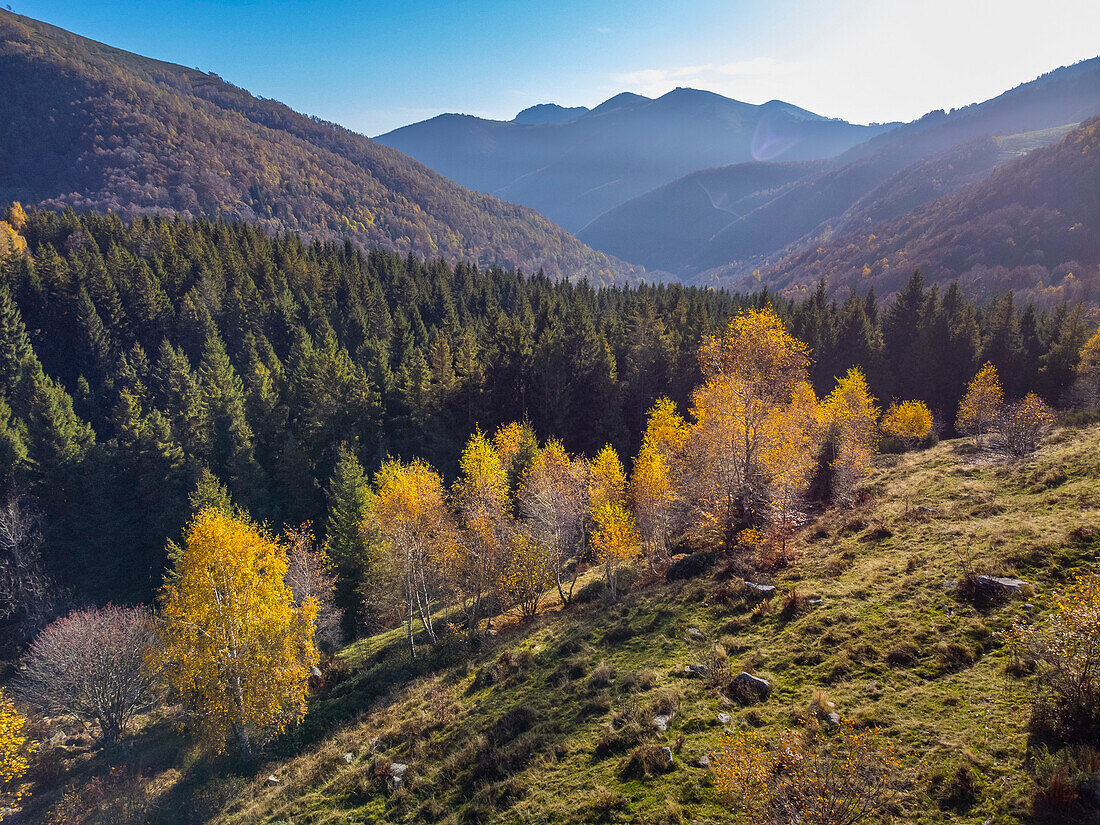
[0,206,1095,614]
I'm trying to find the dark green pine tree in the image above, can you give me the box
[0,283,33,391]
[981,293,1024,397]
[97,391,189,600]
[325,445,373,635]
[151,341,210,462]
[197,330,266,510]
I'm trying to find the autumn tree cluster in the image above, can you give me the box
[956,362,1056,455]
[0,209,1093,616]
[358,307,895,652]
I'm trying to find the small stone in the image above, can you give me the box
[311,665,323,678]
[731,671,771,702]
[695,753,711,768]
[661,746,674,766]
[808,598,823,606]
[744,581,776,596]
[266,775,280,786]
[653,714,670,731]
[826,712,841,726]
[687,627,705,639]
[344,752,354,763]
[1022,602,1038,612]
[389,762,408,787]
[682,663,711,678]
[717,713,731,725]
[943,579,958,589]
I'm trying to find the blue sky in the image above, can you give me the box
[10,0,1100,135]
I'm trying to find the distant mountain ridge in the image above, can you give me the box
[0,9,639,283]
[578,57,1100,293]
[750,115,1100,305]
[376,88,891,231]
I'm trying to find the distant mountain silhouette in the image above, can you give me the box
[0,10,639,283]
[376,88,890,231]
[512,103,589,125]
[751,115,1100,304]
[579,58,1100,289]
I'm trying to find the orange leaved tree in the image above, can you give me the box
[956,363,1003,448]
[157,507,318,754]
[453,429,512,631]
[371,458,456,657]
[684,306,814,546]
[820,368,880,503]
[588,445,638,598]
[880,400,933,450]
[630,398,689,568]
[713,721,899,825]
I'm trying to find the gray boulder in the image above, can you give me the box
[977,575,1029,595]
[731,672,771,702]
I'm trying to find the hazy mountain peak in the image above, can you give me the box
[512,103,589,125]
[587,91,652,116]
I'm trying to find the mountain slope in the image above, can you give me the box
[27,424,1100,824]
[0,10,638,283]
[578,160,821,274]
[376,88,890,231]
[754,116,1100,303]
[580,59,1100,281]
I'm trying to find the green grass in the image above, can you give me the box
[28,425,1100,824]
[208,426,1100,824]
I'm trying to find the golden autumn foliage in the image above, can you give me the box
[630,398,688,566]
[1011,575,1100,739]
[518,439,588,606]
[0,688,30,806]
[498,532,552,620]
[685,306,815,545]
[6,203,26,233]
[880,400,933,448]
[590,501,640,599]
[821,368,880,501]
[589,444,628,513]
[372,458,457,655]
[714,722,899,825]
[760,381,821,547]
[956,363,1004,447]
[453,430,512,629]
[157,507,318,753]
[0,221,26,259]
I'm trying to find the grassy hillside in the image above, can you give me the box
[0,10,637,284]
[29,423,1099,824]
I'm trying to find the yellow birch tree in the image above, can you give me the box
[157,507,318,754]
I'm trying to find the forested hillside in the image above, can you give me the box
[0,206,1094,618]
[0,10,635,283]
[756,116,1100,303]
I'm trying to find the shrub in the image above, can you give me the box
[621,744,674,779]
[992,393,1056,456]
[1011,575,1100,743]
[666,551,714,581]
[713,720,899,825]
[880,400,933,450]
[16,605,158,743]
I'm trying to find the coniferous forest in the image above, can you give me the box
[0,205,1094,615]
